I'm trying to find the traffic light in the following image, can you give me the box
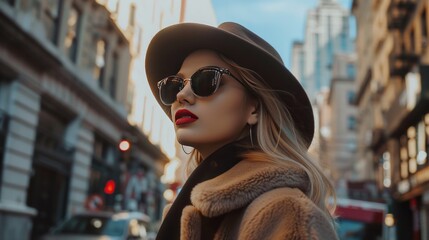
[104,180,116,195]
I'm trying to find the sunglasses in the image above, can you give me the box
[157,66,246,105]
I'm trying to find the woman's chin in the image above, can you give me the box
[176,137,197,147]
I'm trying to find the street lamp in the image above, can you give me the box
[119,139,131,152]
[384,213,395,227]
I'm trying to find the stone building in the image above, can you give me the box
[353,0,429,239]
[318,53,358,197]
[0,0,168,239]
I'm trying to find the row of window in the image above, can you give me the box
[381,113,429,188]
[34,0,124,99]
[375,2,427,188]
[398,114,429,179]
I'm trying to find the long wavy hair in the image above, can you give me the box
[183,53,337,223]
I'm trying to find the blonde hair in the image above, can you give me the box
[184,54,337,223]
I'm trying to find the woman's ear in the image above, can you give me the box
[247,101,258,125]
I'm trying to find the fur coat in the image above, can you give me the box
[156,143,338,240]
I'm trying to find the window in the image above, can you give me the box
[347,139,357,152]
[314,33,321,90]
[407,126,417,174]
[341,16,349,50]
[89,134,119,199]
[417,120,427,170]
[109,53,119,99]
[422,114,429,168]
[410,29,416,53]
[347,91,356,104]
[44,0,62,43]
[64,5,81,62]
[399,135,409,179]
[93,135,116,164]
[327,16,333,67]
[0,110,10,198]
[347,116,356,131]
[341,33,348,51]
[346,63,356,79]
[398,118,429,181]
[36,108,69,152]
[93,39,107,84]
[422,10,428,49]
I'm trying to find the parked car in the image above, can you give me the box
[41,211,150,240]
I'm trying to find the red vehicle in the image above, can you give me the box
[335,198,387,240]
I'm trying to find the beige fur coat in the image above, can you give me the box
[162,155,339,240]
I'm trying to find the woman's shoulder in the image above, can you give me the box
[246,187,319,216]
[249,187,320,212]
[239,187,338,239]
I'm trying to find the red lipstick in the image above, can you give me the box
[175,109,199,126]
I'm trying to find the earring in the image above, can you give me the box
[249,125,254,148]
[181,145,192,155]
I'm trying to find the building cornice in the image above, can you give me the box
[0,11,129,128]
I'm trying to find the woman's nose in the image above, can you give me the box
[176,79,194,104]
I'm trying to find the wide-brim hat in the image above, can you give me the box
[145,22,314,148]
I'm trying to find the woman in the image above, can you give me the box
[146,22,338,240]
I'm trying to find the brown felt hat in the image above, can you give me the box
[145,22,314,148]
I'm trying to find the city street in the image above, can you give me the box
[0,0,428,239]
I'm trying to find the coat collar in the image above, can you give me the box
[190,152,310,218]
[156,141,248,240]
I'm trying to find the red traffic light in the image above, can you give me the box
[104,180,116,194]
[118,139,130,152]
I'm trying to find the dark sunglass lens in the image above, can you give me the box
[160,77,182,104]
[191,70,218,97]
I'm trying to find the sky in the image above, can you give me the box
[211,0,354,68]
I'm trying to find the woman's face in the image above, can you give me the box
[171,50,257,158]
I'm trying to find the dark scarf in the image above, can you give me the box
[156,142,247,240]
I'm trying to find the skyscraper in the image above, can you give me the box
[292,0,353,102]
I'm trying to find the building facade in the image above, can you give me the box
[353,0,429,239]
[0,1,168,239]
[319,53,359,197]
[291,41,305,85]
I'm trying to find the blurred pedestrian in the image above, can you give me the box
[146,22,338,240]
